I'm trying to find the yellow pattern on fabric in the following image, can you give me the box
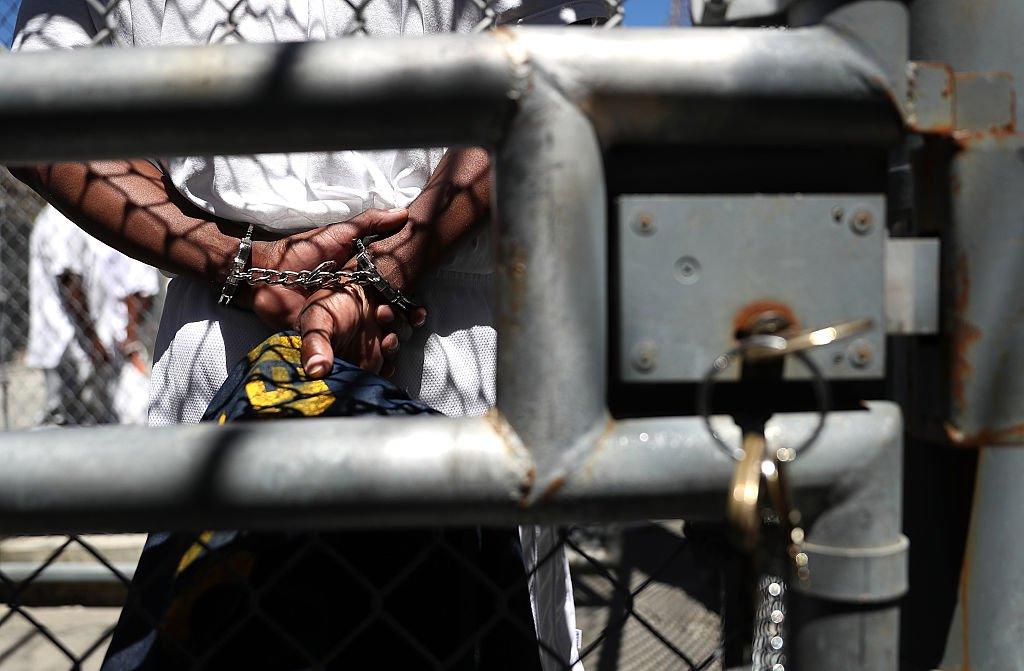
[243,334,335,417]
[177,531,215,575]
[164,551,256,643]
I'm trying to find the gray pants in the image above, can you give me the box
[40,349,116,426]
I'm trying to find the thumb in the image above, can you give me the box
[298,292,348,379]
[342,207,408,239]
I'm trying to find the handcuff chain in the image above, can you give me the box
[236,261,377,292]
[219,234,421,315]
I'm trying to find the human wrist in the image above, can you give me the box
[365,222,426,292]
[209,225,274,309]
[247,238,278,277]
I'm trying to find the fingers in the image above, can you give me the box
[379,333,399,379]
[375,304,395,326]
[375,303,426,345]
[382,332,399,358]
[341,207,408,241]
[298,292,344,379]
[251,286,305,331]
[298,284,418,380]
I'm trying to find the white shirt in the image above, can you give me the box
[26,205,161,370]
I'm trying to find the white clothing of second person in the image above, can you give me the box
[27,205,161,424]
[14,1,608,667]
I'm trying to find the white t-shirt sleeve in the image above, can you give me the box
[33,205,86,279]
[12,0,100,52]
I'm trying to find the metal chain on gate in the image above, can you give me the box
[752,575,787,671]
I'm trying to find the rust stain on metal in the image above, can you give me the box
[538,415,618,503]
[905,61,956,135]
[732,299,799,339]
[945,421,1024,447]
[519,466,536,504]
[950,318,982,415]
[484,410,536,502]
[951,254,983,416]
[954,124,1019,147]
[539,475,566,503]
[496,243,528,335]
[952,71,1017,144]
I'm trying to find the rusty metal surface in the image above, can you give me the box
[953,72,1017,138]
[906,61,955,134]
[944,135,1024,446]
[911,0,1024,131]
[905,64,1016,140]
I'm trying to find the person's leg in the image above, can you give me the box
[37,366,66,426]
[46,349,90,426]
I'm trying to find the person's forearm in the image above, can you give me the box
[12,161,248,284]
[123,293,152,345]
[368,147,491,291]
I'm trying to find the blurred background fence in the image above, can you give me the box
[0,2,723,669]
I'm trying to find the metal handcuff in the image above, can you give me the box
[218,226,420,315]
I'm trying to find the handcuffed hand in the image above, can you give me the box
[241,207,426,378]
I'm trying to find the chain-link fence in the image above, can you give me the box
[0,170,164,667]
[0,170,164,431]
[0,2,741,669]
[1,523,728,670]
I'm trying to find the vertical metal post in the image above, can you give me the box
[790,413,908,670]
[942,450,1024,671]
[783,3,911,669]
[910,2,1024,669]
[493,74,607,484]
[492,71,607,671]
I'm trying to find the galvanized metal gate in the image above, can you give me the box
[0,0,1021,669]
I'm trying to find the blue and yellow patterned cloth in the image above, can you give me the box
[102,333,539,671]
[210,332,434,423]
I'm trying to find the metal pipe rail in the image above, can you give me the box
[0,404,899,534]
[0,25,904,163]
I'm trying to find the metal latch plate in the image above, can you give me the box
[617,194,886,382]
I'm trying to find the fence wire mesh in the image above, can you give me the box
[0,1,731,669]
[0,525,726,670]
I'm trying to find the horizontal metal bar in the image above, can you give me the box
[516,27,903,147]
[0,33,517,162]
[0,404,900,533]
[0,26,903,163]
